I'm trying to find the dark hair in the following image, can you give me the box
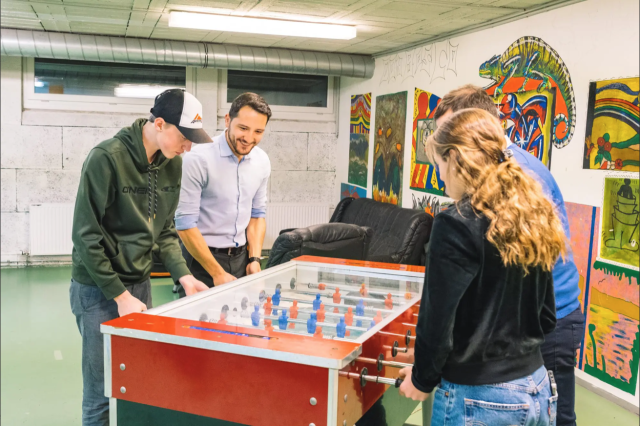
[434,84,499,121]
[229,92,272,122]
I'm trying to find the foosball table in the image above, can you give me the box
[101,256,426,426]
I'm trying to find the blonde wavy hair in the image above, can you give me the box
[426,108,566,272]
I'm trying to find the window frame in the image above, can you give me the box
[22,57,195,113]
[217,69,336,122]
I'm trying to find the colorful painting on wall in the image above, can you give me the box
[596,176,640,277]
[410,88,445,195]
[372,91,407,205]
[348,93,371,188]
[565,201,639,395]
[583,77,639,171]
[340,183,366,200]
[480,36,576,150]
[492,88,556,167]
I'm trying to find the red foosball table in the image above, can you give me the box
[101,256,427,426]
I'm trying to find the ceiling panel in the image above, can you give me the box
[0,0,579,56]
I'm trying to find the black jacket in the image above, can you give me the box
[411,199,556,393]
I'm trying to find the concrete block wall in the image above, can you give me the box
[0,56,339,266]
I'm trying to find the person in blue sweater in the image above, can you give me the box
[430,85,584,426]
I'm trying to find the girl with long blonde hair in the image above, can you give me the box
[399,108,566,426]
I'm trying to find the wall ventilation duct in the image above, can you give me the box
[0,28,374,78]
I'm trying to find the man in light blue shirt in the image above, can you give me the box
[175,93,271,295]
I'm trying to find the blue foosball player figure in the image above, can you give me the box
[307,312,317,333]
[336,317,347,338]
[273,288,281,305]
[356,299,365,316]
[251,305,260,327]
[278,309,288,330]
[313,294,322,310]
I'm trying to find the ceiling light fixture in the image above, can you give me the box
[168,11,356,40]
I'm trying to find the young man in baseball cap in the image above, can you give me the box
[69,89,210,426]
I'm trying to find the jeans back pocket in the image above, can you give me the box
[464,398,530,426]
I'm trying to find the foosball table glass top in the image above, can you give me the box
[147,259,424,343]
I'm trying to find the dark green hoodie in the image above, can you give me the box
[71,118,190,299]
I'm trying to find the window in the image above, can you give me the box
[218,70,336,123]
[23,58,194,113]
[226,70,328,108]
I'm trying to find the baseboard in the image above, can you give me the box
[1,254,73,268]
[575,375,640,415]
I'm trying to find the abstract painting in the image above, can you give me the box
[340,183,366,200]
[583,77,639,171]
[410,88,445,195]
[348,93,372,187]
[372,91,407,205]
[480,36,575,150]
[596,176,640,276]
[492,88,556,167]
[412,193,441,217]
[566,201,639,395]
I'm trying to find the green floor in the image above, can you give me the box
[1,266,637,426]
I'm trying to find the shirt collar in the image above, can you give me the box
[217,130,253,161]
[504,134,513,147]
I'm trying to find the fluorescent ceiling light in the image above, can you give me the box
[169,11,356,40]
[114,85,180,99]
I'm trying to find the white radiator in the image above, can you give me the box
[29,203,75,255]
[264,204,332,249]
[27,202,331,254]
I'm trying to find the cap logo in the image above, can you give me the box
[191,113,202,124]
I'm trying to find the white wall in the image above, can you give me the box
[337,0,639,411]
[0,57,337,266]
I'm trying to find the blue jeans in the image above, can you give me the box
[69,279,152,426]
[431,365,557,426]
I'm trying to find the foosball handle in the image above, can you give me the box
[395,378,404,388]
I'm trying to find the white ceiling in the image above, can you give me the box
[1,0,579,56]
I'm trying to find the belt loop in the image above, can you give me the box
[228,247,232,256]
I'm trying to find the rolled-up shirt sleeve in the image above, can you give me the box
[175,152,207,231]
[251,169,269,219]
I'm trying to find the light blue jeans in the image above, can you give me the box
[430,365,557,426]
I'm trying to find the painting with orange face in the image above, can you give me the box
[372,91,407,205]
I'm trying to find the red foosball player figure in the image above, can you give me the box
[288,300,298,329]
[385,293,394,310]
[317,303,326,322]
[359,283,368,297]
[264,319,273,331]
[345,307,354,326]
[318,283,326,290]
[333,288,341,312]
[218,312,227,325]
[264,296,272,316]
[405,292,412,300]
[374,311,383,324]
[314,326,323,338]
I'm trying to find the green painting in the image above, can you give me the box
[597,177,640,276]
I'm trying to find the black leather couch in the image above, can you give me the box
[267,197,433,268]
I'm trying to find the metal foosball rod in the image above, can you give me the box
[280,296,395,314]
[295,290,404,307]
[279,296,394,314]
[261,315,368,332]
[339,367,403,388]
[306,282,413,299]
[296,308,373,321]
[356,354,413,370]
[378,330,415,345]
